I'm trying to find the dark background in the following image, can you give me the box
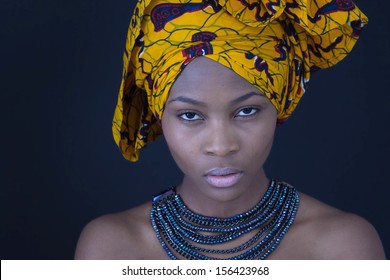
[1,0,389,259]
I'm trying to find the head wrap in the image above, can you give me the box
[112,0,368,162]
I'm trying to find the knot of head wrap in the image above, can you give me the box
[113,0,368,162]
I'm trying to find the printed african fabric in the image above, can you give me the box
[112,0,368,162]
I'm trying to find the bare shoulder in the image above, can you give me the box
[289,193,386,259]
[74,202,163,259]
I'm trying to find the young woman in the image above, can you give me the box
[75,0,385,259]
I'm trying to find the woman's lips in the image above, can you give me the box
[204,168,243,188]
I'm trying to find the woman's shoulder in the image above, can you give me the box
[281,192,385,259]
[74,202,165,259]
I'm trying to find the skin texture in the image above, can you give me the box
[74,57,386,260]
[161,57,277,218]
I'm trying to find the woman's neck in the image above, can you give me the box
[176,170,270,218]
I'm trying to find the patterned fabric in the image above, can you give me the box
[112,0,368,162]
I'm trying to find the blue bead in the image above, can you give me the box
[150,179,299,259]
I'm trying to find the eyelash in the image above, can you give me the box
[178,111,202,121]
[177,107,260,122]
[236,107,259,118]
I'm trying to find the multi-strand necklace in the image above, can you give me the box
[150,179,299,260]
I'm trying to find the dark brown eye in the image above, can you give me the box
[178,112,202,121]
[236,107,259,117]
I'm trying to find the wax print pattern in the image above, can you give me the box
[112,0,368,162]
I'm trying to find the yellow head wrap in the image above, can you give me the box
[112,0,368,162]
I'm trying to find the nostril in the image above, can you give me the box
[202,124,240,156]
[204,140,239,157]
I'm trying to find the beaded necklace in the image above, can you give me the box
[150,179,299,259]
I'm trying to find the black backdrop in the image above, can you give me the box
[1,0,389,259]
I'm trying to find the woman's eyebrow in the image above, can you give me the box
[168,91,265,106]
[229,91,265,105]
[167,96,207,106]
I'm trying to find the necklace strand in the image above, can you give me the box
[150,179,299,259]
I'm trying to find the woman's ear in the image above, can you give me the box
[157,117,163,132]
[158,108,166,131]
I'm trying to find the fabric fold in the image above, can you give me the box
[113,0,368,162]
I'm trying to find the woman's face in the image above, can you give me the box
[161,57,277,203]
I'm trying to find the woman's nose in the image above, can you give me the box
[202,122,240,157]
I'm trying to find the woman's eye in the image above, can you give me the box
[178,112,202,121]
[236,107,259,117]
